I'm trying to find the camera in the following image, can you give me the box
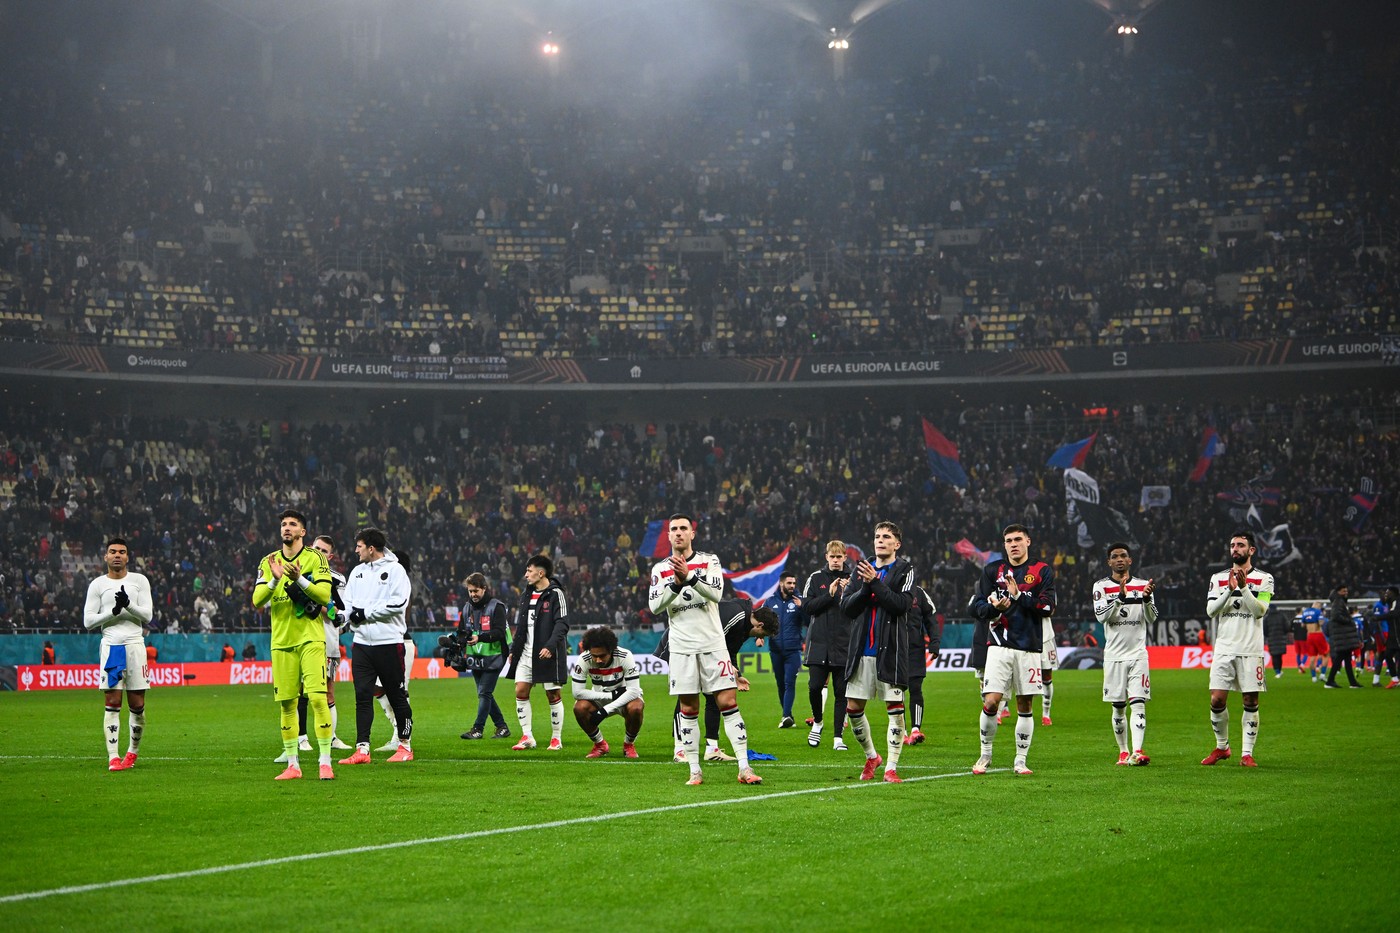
[438,631,477,672]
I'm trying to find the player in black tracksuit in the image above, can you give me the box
[801,543,856,749]
[659,599,778,760]
[902,585,941,744]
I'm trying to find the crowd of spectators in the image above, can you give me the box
[2,33,1397,360]
[2,389,1394,640]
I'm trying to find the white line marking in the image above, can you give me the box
[0,767,1000,904]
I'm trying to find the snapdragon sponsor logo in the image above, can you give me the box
[126,355,188,369]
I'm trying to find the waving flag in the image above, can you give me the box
[921,418,969,488]
[1189,426,1225,483]
[638,520,669,559]
[1345,477,1380,532]
[1046,433,1097,469]
[953,538,1000,567]
[724,548,790,605]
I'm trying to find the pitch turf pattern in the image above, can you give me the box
[2,671,1397,930]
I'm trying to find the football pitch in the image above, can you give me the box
[2,668,1396,932]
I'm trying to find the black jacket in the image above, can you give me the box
[1326,590,1360,654]
[1263,607,1291,656]
[505,582,570,684]
[801,566,854,668]
[840,557,915,689]
[905,585,941,677]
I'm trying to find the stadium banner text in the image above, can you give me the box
[12,655,672,690]
[2,335,1393,387]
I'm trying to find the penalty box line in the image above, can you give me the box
[0,767,1000,905]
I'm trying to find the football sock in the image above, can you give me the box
[1041,681,1054,719]
[848,709,876,758]
[329,701,338,738]
[979,706,999,757]
[378,694,397,732]
[309,693,333,754]
[549,700,564,741]
[679,711,701,773]
[104,706,121,759]
[279,699,299,764]
[706,737,720,751]
[885,704,905,770]
[1111,704,1128,754]
[297,694,308,737]
[128,707,145,755]
[720,706,749,769]
[625,730,638,744]
[517,699,533,739]
[1129,701,1146,752]
[1014,711,1035,764]
[1241,706,1259,756]
[1209,705,1229,748]
[588,729,603,744]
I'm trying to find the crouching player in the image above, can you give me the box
[572,627,644,758]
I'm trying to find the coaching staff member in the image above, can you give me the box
[339,528,415,764]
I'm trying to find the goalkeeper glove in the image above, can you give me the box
[283,578,312,615]
[112,586,130,615]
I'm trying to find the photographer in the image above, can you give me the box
[448,573,512,740]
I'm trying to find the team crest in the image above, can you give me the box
[1023,573,1037,586]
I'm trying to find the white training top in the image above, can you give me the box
[1206,567,1274,656]
[1092,575,1157,662]
[83,572,154,643]
[570,646,644,714]
[648,550,725,655]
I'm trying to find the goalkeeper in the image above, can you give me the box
[253,508,334,781]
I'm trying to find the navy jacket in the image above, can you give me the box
[970,557,1055,653]
[763,592,806,652]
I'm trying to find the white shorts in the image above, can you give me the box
[669,650,737,696]
[844,655,902,702]
[981,645,1043,698]
[513,655,562,691]
[98,639,149,692]
[324,620,340,659]
[1103,656,1151,703]
[1040,618,1058,670]
[1209,654,1268,693]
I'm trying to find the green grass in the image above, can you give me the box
[2,668,1397,931]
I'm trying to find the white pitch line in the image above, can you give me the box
[0,767,1001,905]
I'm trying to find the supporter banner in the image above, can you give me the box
[1,335,1391,388]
